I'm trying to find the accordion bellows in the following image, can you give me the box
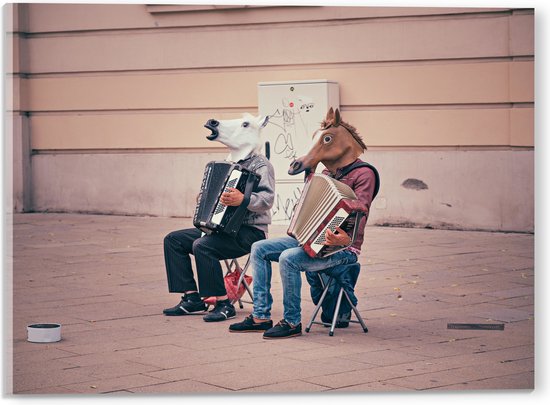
[193,161,259,237]
[288,173,365,258]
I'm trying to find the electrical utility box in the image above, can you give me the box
[258,80,340,224]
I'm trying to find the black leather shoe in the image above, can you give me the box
[229,315,273,333]
[163,295,206,316]
[263,319,302,339]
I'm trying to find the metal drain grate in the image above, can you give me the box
[447,323,505,331]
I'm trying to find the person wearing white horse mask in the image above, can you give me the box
[163,113,275,322]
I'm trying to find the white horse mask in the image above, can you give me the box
[204,113,269,163]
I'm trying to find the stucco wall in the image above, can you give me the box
[6,4,534,232]
[30,149,533,232]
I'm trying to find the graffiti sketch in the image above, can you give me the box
[262,92,317,223]
[271,186,303,222]
[266,94,316,163]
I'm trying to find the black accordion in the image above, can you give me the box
[193,161,260,237]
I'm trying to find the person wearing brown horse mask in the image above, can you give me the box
[230,108,379,338]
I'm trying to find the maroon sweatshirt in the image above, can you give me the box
[322,159,377,255]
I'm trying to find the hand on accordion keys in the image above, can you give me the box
[220,187,245,207]
[324,227,352,246]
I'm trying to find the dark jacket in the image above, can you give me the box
[238,153,275,234]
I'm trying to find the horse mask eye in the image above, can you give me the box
[242,122,250,128]
[323,135,333,144]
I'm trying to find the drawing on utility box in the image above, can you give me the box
[271,184,303,222]
[258,80,339,224]
[263,93,316,222]
[267,94,316,163]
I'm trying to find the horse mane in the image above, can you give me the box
[321,118,367,152]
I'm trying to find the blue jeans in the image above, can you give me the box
[251,236,358,325]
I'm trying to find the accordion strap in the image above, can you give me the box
[241,172,257,208]
[336,161,380,199]
[223,171,258,234]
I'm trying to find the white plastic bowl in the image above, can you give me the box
[27,323,61,343]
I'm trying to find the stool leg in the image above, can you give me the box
[237,258,254,302]
[329,288,345,336]
[235,260,245,308]
[241,278,253,302]
[223,259,232,275]
[225,257,254,308]
[305,277,333,333]
[343,290,368,333]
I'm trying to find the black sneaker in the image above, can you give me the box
[203,300,236,322]
[321,311,351,328]
[263,319,302,339]
[163,294,206,316]
[229,315,273,333]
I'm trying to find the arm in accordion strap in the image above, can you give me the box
[346,211,365,249]
[335,199,368,249]
[241,171,259,208]
[344,199,370,215]
[246,159,275,213]
[349,166,377,214]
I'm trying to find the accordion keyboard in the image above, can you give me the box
[211,169,243,225]
[310,208,348,254]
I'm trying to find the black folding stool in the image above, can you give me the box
[305,262,368,336]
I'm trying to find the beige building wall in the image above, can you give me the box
[6,4,534,231]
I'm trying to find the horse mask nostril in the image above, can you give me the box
[205,119,220,140]
[288,160,304,175]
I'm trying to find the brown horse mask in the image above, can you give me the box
[288,108,367,176]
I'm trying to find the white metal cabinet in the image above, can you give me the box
[258,80,339,224]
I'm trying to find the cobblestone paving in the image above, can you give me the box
[7,213,534,394]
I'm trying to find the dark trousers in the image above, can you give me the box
[163,226,265,297]
[305,264,360,318]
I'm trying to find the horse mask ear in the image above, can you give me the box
[334,108,342,126]
[325,107,335,123]
[259,115,269,128]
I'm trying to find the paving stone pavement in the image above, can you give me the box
[5,213,534,394]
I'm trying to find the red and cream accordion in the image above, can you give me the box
[193,161,260,237]
[287,173,367,258]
